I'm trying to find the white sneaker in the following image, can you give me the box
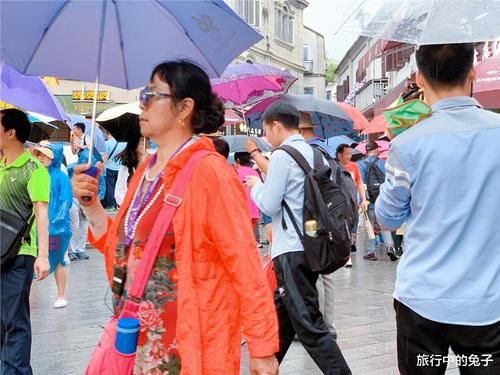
[54,298,68,308]
[345,257,353,267]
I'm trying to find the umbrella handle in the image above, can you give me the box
[82,165,99,202]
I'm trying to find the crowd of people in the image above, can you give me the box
[1,42,499,375]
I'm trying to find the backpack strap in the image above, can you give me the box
[120,150,211,316]
[277,145,312,174]
[277,145,323,242]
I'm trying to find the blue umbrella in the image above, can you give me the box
[1,0,262,163]
[245,94,354,139]
[0,62,68,121]
[0,0,262,88]
[325,135,360,152]
[222,135,272,153]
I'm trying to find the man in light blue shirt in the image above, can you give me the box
[245,102,351,374]
[376,43,500,374]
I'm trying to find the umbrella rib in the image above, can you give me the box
[151,0,222,77]
[25,1,71,73]
[112,1,130,89]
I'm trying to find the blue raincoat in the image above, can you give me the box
[74,146,106,200]
[47,144,73,272]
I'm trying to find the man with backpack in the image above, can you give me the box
[357,142,397,261]
[245,102,351,374]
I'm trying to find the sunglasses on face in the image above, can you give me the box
[139,87,173,106]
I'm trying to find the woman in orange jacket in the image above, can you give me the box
[72,60,279,375]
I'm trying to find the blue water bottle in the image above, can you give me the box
[115,317,140,355]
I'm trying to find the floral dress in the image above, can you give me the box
[113,178,181,375]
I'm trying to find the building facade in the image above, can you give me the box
[336,37,500,120]
[227,0,310,94]
[303,25,326,98]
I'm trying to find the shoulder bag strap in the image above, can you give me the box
[124,150,211,306]
[108,142,119,163]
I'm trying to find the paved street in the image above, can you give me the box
[30,227,461,375]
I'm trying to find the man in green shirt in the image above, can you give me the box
[0,108,50,374]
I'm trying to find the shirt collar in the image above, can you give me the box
[432,96,482,112]
[281,134,305,146]
[1,150,31,169]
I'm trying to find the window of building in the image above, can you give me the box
[326,90,332,101]
[304,87,314,95]
[276,5,294,44]
[303,45,309,61]
[235,0,261,28]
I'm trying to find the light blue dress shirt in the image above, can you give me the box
[251,134,314,259]
[376,96,500,325]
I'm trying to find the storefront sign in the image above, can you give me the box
[72,90,110,102]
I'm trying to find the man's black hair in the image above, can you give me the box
[336,143,350,156]
[212,137,230,160]
[0,108,31,143]
[74,122,86,132]
[416,43,474,89]
[234,151,252,167]
[262,101,299,130]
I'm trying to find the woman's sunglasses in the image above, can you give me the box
[139,87,173,106]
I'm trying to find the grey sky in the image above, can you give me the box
[304,0,364,62]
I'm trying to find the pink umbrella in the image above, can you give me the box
[212,63,297,108]
[362,115,388,135]
[336,102,369,130]
[474,55,500,109]
[355,140,390,155]
[223,109,243,126]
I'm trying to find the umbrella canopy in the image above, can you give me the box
[0,62,68,121]
[211,63,297,108]
[96,102,141,142]
[27,112,59,143]
[474,55,500,109]
[338,0,500,44]
[355,140,390,155]
[0,0,263,89]
[362,115,388,135]
[245,94,354,139]
[335,102,369,130]
[222,135,272,153]
[324,135,361,155]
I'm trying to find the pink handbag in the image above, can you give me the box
[85,150,210,375]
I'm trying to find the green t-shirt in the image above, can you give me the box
[0,150,50,257]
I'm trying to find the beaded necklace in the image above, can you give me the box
[123,137,195,246]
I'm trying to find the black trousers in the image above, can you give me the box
[104,168,119,208]
[394,299,500,375]
[273,252,351,375]
[1,255,35,375]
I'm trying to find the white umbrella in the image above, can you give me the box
[337,0,500,45]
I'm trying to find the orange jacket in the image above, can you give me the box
[89,137,279,374]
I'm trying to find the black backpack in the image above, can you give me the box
[310,143,358,221]
[279,145,354,274]
[364,159,385,201]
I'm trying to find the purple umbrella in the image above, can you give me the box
[211,63,297,108]
[0,62,68,121]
